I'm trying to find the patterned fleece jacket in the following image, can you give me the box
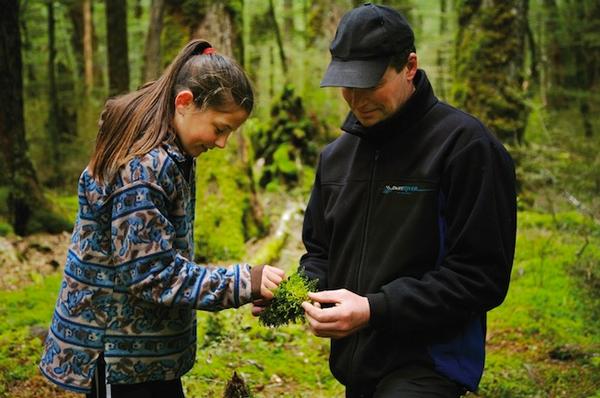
[40,142,260,393]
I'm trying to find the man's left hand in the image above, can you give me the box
[301,289,370,339]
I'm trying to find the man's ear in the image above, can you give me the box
[405,53,418,81]
[174,90,194,112]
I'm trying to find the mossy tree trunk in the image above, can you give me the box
[0,1,48,235]
[105,0,130,96]
[436,0,448,99]
[542,0,566,108]
[568,0,598,138]
[453,0,529,144]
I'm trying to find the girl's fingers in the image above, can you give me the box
[261,287,274,300]
[264,279,279,291]
[251,305,264,316]
[266,272,283,286]
[264,265,285,278]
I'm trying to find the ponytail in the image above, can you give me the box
[89,39,253,183]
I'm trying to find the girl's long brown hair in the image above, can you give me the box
[89,39,254,183]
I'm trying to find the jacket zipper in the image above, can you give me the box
[347,148,380,387]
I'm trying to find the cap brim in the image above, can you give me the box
[320,57,389,88]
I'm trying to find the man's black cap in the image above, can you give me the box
[321,3,414,88]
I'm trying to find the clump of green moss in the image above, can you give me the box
[259,271,317,328]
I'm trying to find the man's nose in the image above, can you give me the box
[347,88,368,107]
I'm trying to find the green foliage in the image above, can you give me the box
[45,191,79,224]
[259,272,317,328]
[25,208,72,235]
[0,188,11,237]
[0,188,8,218]
[202,313,226,347]
[249,85,322,191]
[0,223,13,238]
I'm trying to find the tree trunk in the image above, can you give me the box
[47,0,62,180]
[454,0,529,144]
[83,0,94,93]
[193,3,232,56]
[435,0,448,99]
[192,2,243,61]
[542,0,565,107]
[46,1,77,187]
[0,1,48,235]
[142,0,165,83]
[268,0,288,76]
[105,0,130,96]
[283,0,294,38]
[572,1,595,138]
[67,0,84,79]
[524,0,539,88]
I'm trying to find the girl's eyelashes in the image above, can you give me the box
[215,125,231,135]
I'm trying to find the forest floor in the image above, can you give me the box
[1,198,599,397]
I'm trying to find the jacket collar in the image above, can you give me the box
[341,69,438,143]
[162,139,191,164]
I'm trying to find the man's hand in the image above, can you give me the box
[301,289,370,339]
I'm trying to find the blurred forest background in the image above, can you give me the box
[0,0,599,397]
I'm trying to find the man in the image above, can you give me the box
[299,3,517,398]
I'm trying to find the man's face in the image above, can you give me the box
[341,56,417,127]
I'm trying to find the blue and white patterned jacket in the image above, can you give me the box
[40,142,255,393]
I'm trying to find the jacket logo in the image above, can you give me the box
[382,185,433,195]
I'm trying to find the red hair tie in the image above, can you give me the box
[202,47,216,55]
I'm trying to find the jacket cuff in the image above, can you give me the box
[250,265,265,300]
[366,292,388,330]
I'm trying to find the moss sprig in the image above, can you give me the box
[259,271,317,328]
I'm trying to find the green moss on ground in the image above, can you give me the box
[473,211,600,398]
[0,274,62,397]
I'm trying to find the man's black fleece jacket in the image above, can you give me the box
[300,70,517,392]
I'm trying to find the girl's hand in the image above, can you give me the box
[260,265,285,300]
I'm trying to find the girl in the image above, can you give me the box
[39,39,284,398]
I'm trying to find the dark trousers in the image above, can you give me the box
[86,355,185,398]
[346,365,466,398]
